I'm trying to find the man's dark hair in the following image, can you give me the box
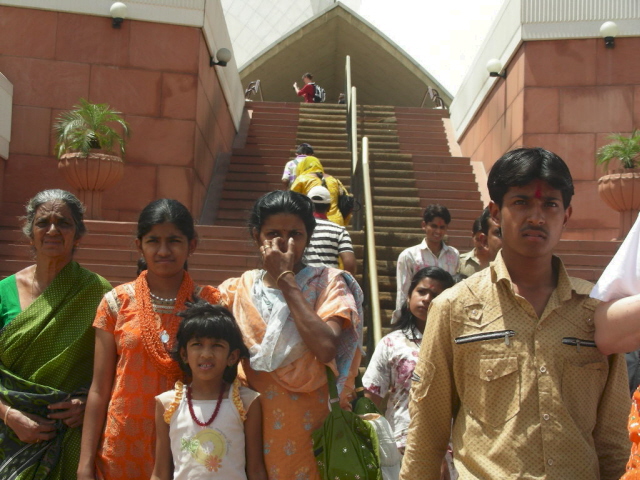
[312,202,330,215]
[479,207,491,235]
[296,143,314,155]
[488,147,574,208]
[423,204,451,224]
[302,73,313,80]
[472,215,482,235]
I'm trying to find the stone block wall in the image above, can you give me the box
[0,5,236,221]
[458,37,640,240]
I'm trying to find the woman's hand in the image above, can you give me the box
[48,397,86,428]
[5,408,56,444]
[261,238,296,284]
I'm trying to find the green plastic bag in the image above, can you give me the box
[312,367,382,480]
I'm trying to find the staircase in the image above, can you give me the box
[0,215,259,286]
[0,101,621,326]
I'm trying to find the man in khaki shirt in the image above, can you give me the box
[400,148,630,480]
[458,207,503,277]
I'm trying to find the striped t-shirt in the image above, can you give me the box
[303,218,354,268]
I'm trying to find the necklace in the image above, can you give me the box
[187,382,226,427]
[149,291,177,303]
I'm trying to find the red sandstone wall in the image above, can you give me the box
[0,6,236,221]
[459,38,640,240]
[458,47,526,174]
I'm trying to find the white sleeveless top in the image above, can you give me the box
[157,385,259,480]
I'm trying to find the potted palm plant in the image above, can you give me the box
[596,130,640,239]
[54,99,130,219]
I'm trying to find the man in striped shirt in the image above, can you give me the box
[304,186,357,274]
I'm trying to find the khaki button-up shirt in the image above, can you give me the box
[457,249,483,277]
[400,253,630,480]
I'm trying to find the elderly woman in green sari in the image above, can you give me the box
[0,189,111,478]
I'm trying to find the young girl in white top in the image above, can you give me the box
[151,302,267,480]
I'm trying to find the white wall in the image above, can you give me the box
[221,0,361,68]
[0,73,12,160]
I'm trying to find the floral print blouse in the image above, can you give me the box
[362,328,421,448]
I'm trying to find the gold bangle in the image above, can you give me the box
[4,406,11,425]
[276,270,295,286]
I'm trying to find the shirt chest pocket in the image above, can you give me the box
[463,355,521,427]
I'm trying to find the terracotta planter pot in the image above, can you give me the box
[597,168,640,239]
[58,152,124,220]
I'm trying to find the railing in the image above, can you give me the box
[420,85,448,110]
[359,137,382,348]
[344,55,382,351]
[244,80,264,102]
[345,56,353,151]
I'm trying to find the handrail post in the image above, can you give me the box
[362,137,382,347]
[351,86,357,175]
[345,56,352,146]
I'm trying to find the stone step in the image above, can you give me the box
[0,258,246,287]
[370,186,474,200]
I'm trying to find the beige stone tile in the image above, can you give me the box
[0,6,56,59]
[523,88,559,133]
[0,56,90,109]
[559,86,633,133]
[162,73,198,120]
[124,116,195,166]
[523,133,596,181]
[129,21,199,73]
[56,12,130,66]
[524,39,597,87]
[157,166,193,209]
[90,66,162,117]
[103,163,157,216]
[10,106,52,156]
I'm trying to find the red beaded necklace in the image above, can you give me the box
[186,382,226,427]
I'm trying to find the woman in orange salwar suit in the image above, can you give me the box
[219,190,363,480]
[77,200,221,480]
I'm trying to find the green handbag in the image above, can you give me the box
[312,367,382,480]
[351,371,382,416]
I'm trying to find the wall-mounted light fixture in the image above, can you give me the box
[110,2,127,28]
[486,58,506,79]
[210,48,232,67]
[600,21,618,49]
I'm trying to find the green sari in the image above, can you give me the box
[0,262,111,479]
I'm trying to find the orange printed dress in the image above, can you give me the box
[219,266,363,480]
[623,387,640,479]
[92,271,221,480]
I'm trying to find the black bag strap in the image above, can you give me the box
[354,371,365,398]
[325,366,341,412]
[315,172,327,188]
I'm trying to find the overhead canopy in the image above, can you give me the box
[239,3,453,108]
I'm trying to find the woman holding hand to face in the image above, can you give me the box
[219,190,363,480]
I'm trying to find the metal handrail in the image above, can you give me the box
[420,85,448,110]
[344,55,382,351]
[345,56,352,149]
[360,137,382,347]
[244,80,264,101]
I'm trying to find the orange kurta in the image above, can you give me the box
[92,274,220,480]
[623,387,640,480]
[219,267,362,480]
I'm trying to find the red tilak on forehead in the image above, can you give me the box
[532,180,544,199]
